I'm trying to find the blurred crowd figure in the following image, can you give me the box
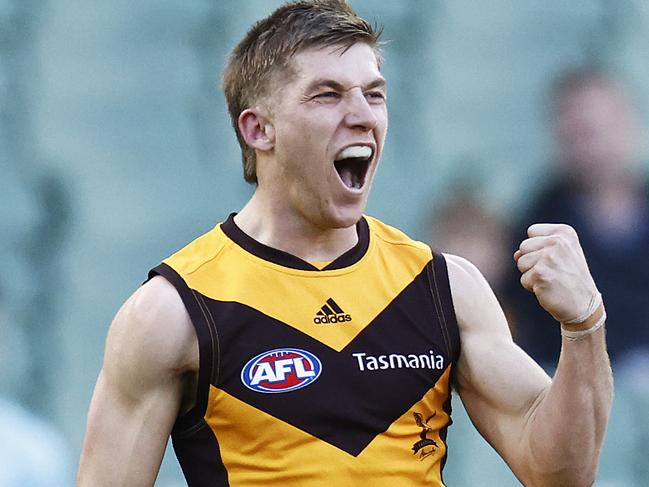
[0,289,73,487]
[428,67,649,485]
[505,66,649,369]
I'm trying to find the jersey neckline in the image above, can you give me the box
[220,213,370,271]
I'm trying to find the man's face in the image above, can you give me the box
[554,82,640,185]
[259,42,387,230]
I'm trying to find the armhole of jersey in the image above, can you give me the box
[427,252,461,365]
[147,263,218,435]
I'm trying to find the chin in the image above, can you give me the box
[320,204,366,230]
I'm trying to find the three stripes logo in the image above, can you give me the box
[313,298,352,324]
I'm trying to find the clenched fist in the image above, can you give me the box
[514,223,600,324]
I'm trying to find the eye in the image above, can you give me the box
[366,91,386,103]
[313,91,341,100]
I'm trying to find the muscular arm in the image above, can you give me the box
[77,276,198,487]
[449,225,613,486]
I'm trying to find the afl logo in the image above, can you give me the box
[241,348,322,393]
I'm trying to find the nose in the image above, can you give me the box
[344,88,378,131]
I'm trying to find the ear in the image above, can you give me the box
[238,108,275,152]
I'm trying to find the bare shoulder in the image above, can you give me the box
[444,252,485,292]
[78,276,198,484]
[103,276,198,396]
[443,253,509,337]
[445,252,550,412]
[442,253,548,395]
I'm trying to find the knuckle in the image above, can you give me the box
[519,236,533,247]
[517,260,528,274]
[549,232,572,251]
[531,265,551,284]
[558,224,577,238]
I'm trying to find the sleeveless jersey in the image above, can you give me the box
[149,214,461,486]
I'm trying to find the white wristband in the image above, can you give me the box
[561,309,606,341]
[562,291,602,325]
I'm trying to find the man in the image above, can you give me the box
[506,67,649,367]
[77,2,612,485]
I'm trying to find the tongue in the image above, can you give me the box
[339,166,354,188]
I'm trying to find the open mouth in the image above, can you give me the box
[334,145,373,190]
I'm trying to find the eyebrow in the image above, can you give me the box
[305,77,387,93]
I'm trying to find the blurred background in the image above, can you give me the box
[2,0,649,485]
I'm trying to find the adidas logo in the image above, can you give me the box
[313,298,352,324]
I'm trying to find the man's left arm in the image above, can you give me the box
[448,223,613,486]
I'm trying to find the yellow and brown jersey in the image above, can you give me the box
[149,214,461,486]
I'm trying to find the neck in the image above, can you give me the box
[234,192,360,263]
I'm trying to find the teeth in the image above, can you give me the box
[336,145,372,161]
